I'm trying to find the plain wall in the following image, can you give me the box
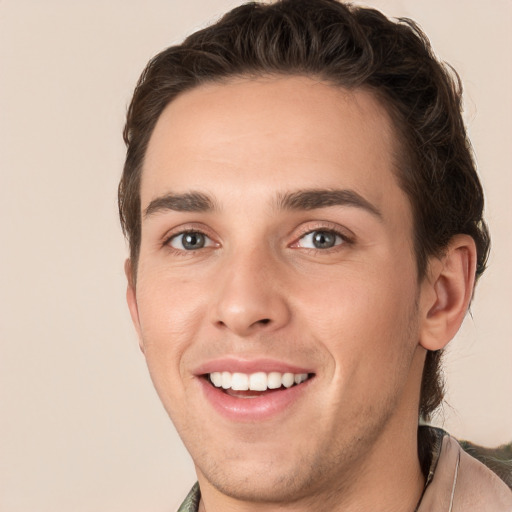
[1,1,510,511]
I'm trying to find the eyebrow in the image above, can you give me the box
[143,188,382,219]
[276,189,382,218]
[144,192,216,218]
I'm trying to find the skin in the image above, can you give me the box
[126,76,476,511]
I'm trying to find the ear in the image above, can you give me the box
[124,259,145,354]
[419,235,477,351]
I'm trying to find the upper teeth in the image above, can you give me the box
[209,371,309,391]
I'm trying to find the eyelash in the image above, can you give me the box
[162,224,353,255]
[163,228,217,255]
[291,225,353,252]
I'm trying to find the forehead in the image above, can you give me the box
[141,76,406,217]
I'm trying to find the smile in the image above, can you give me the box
[208,371,310,392]
[195,359,315,420]
[198,372,314,421]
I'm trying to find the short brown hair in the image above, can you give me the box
[119,0,490,420]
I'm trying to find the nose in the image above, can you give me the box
[210,247,291,337]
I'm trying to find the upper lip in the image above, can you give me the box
[193,357,314,376]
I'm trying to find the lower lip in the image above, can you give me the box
[199,377,313,422]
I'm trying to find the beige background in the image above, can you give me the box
[1,0,510,511]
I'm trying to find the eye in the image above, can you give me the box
[168,231,214,251]
[297,230,344,249]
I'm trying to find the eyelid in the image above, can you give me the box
[296,231,343,249]
[169,231,216,249]
[289,221,355,248]
[160,221,353,253]
[161,223,220,249]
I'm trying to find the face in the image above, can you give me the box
[127,76,428,503]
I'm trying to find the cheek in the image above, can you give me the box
[293,259,419,377]
[137,262,200,330]
[134,268,208,378]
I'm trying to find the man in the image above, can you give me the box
[118,0,512,510]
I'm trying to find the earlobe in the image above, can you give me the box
[124,259,145,354]
[419,235,477,351]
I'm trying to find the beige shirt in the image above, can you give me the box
[418,434,512,511]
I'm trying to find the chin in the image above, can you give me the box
[197,457,324,504]
[192,428,362,505]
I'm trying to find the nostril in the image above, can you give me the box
[259,319,271,325]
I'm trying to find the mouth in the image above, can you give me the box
[203,371,314,398]
[195,359,315,420]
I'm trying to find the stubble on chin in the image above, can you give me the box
[192,395,400,507]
